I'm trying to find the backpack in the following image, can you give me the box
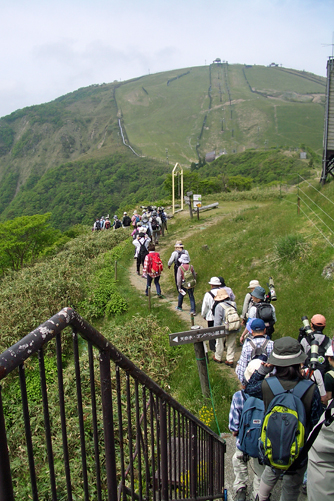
[259,377,313,471]
[160,211,167,223]
[238,392,265,458]
[255,303,275,336]
[150,252,163,275]
[248,337,270,363]
[104,220,111,230]
[115,220,122,229]
[305,334,331,376]
[212,300,240,332]
[95,220,101,230]
[175,250,185,267]
[180,265,196,289]
[135,215,140,223]
[151,217,160,231]
[138,241,149,260]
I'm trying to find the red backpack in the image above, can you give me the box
[150,252,163,275]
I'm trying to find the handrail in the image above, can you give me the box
[0,308,226,500]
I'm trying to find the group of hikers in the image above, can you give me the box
[93,206,168,233]
[133,236,333,501]
[96,207,333,501]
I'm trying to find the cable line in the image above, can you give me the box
[298,175,334,206]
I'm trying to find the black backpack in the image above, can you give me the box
[115,220,122,229]
[175,250,185,268]
[255,302,275,337]
[95,220,101,230]
[151,217,159,231]
[138,241,149,260]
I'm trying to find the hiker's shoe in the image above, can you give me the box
[235,487,246,501]
[224,361,234,367]
[175,306,183,311]
[157,294,164,298]
[190,311,197,316]
[212,356,223,364]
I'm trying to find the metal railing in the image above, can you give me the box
[0,308,226,501]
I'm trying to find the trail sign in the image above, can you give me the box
[193,194,202,209]
[169,325,225,346]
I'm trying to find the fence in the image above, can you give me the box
[0,308,226,501]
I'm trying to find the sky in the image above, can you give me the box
[0,0,333,118]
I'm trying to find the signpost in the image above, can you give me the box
[169,325,226,398]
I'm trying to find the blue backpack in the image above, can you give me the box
[259,377,313,470]
[238,392,265,458]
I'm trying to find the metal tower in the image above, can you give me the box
[321,57,334,184]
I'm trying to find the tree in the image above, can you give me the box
[0,213,59,271]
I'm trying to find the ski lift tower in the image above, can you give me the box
[321,56,334,184]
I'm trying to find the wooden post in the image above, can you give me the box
[197,207,200,220]
[193,341,210,398]
[297,196,300,215]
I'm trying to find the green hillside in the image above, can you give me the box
[116,64,326,163]
[0,63,327,227]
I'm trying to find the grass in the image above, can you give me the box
[116,63,326,162]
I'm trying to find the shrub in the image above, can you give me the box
[274,234,309,260]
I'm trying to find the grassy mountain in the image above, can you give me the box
[0,63,326,227]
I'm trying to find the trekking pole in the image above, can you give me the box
[148,286,151,311]
[115,260,117,281]
[191,313,195,327]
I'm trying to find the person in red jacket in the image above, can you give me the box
[142,243,163,297]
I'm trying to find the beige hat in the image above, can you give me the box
[244,359,262,382]
[214,288,230,301]
[248,280,260,289]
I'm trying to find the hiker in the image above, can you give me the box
[229,359,266,501]
[149,210,161,245]
[93,218,101,231]
[240,286,276,342]
[245,337,323,501]
[104,217,111,230]
[235,319,274,387]
[218,276,235,301]
[307,340,334,501]
[212,288,240,366]
[158,207,168,236]
[300,314,331,379]
[131,211,141,228]
[175,254,196,314]
[100,216,105,229]
[114,217,122,230]
[168,241,190,292]
[141,216,152,237]
[240,280,261,325]
[324,343,334,400]
[122,212,132,227]
[142,243,163,297]
[133,232,151,275]
[201,277,226,351]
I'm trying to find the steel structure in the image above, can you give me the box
[321,57,334,184]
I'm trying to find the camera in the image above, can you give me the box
[298,315,315,343]
[264,277,277,303]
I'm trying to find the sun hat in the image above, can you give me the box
[214,288,230,301]
[244,359,262,382]
[251,319,266,332]
[311,314,326,328]
[123,212,127,215]
[251,286,266,300]
[268,337,307,367]
[174,241,184,248]
[179,254,190,264]
[208,277,221,286]
[248,280,260,289]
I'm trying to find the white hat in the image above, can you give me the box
[179,254,190,264]
[208,277,221,286]
[244,359,262,382]
[123,212,127,215]
[248,280,260,289]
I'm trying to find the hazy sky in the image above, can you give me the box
[1,0,333,118]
